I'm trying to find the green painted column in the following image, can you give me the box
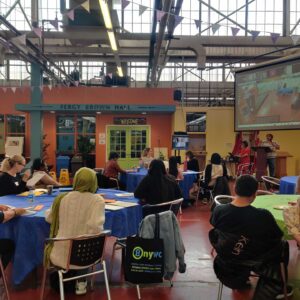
[30,63,43,160]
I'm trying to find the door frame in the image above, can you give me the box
[105,124,151,165]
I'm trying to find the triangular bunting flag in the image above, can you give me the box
[156,10,166,22]
[33,27,42,38]
[270,33,280,44]
[48,85,53,91]
[231,27,240,37]
[139,4,147,16]
[11,34,26,47]
[211,23,221,34]
[66,9,74,21]
[49,18,59,30]
[291,35,300,45]
[122,0,130,10]
[194,19,201,29]
[251,30,260,41]
[81,0,90,13]
[74,81,79,87]
[11,87,16,93]
[107,73,113,79]
[174,15,183,28]
[2,87,7,93]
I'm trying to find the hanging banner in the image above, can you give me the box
[211,23,221,34]
[231,27,240,36]
[66,9,74,21]
[81,0,90,12]
[122,0,130,10]
[194,19,201,29]
[139,5,147,16]
[156,10,166,22]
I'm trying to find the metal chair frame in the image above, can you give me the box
[40,230,111,300]
[236,163,254,177]
[261,176,280,192]
[214,195,235,206]
[0,256,10,300]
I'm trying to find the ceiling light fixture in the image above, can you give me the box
[107,31,118,51]
[98,0,113,30]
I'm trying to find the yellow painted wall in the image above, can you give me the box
[173,106,235,163]
[173,106,300,175]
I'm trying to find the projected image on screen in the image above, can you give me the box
[235,58,300,131]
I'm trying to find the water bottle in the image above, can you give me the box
[27,188,35,203]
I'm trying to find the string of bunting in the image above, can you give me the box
[121,0,300,44]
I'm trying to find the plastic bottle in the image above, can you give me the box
[27,188,35,203]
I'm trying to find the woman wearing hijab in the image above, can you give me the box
[134,159,182,205]
[45,167,105,295]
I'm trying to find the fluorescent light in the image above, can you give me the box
[107,31,118,51]
[117,66,123,77]
[99,0,113,30]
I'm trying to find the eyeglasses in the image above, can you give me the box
[17,162,25,167]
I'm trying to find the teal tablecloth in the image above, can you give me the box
[252,194,300,239]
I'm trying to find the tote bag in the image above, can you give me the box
[124,214,164,284]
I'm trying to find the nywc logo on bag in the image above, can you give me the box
[132,246,163,260]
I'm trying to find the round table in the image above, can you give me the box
[121,169,198,200]
[279,176,298,194]
[252,194,300,239]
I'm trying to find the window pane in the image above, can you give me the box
[186,112,206,132]
[77,116,95,134]
[56,116,75,133]
[77,135,95,152]
[57,135,74,152]
[7,115,25,134]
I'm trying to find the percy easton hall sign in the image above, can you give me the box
[15,104,176,113]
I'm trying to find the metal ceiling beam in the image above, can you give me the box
[155,0,184,85]
[150,0,173,85]
[146,0,161,85]
[198,0,253,35]
[199,0,255,35]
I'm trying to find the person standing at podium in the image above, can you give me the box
[260,134,280,177]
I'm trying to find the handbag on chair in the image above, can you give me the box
[124,214,164,284]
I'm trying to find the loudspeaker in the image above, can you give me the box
[173,90,182,101]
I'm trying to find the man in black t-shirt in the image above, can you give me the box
[209,175,292,299]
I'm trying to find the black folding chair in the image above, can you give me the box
[40,230,111,300]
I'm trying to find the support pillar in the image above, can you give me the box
[30,63,43,160]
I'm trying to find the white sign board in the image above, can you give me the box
[5,136,24,157]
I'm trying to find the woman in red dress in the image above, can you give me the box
[237,141,251,175]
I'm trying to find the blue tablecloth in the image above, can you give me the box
[0,188,142,285]
[121,170,198,200]
[279,176,298,194]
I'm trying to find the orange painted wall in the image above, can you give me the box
[0,87,174,168]
[0,88,31,157]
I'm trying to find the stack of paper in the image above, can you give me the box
[115,193,134,197]
[105,204,124,211]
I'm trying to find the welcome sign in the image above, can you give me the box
[125,236,164,284]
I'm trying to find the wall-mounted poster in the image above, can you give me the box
[5,136,24,157]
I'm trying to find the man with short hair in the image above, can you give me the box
[209,175,292,300]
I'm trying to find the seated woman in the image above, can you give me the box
[134,159,182,205]
[45,167,105,295]
[185,151,199,172]
[168,156,183,181]
[139,147,154,168]
[201,153,227,189]
[30,158,60,187]
[103,152,126,190]
[0,155,30,196]
[283,199,300,247]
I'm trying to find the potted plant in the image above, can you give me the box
[77,136,94,167]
